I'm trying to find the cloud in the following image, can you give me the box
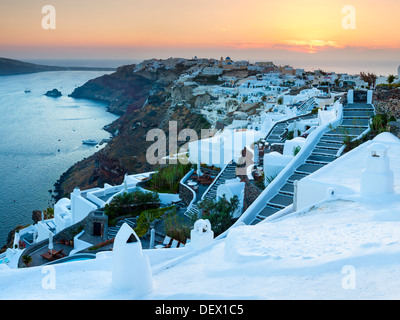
[226,39,343,53]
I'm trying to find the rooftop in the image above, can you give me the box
[2,195,400,299]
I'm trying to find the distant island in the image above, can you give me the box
[0,57,116,76]
[45,88,62,97]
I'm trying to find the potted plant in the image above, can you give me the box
[22,255,32,267]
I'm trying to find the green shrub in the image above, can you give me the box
[311,107,319,115]
[371,114,389,133]
[293,146,301,156]
[135,206,176,238]
[265,173,278,185]
[147,163,192,194]
[197,195,239,236]
[164,211,191,243]
[104,190,160,221]
[22,255,32,267]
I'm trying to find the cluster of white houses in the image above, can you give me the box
[169,57,384,127]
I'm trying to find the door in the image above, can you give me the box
[93,222,102,236]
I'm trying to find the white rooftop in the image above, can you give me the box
[2,195,400,299]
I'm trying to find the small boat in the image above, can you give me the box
[24,89,31,93]
[82,139,98,145]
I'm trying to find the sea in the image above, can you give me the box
[0,71,119,245]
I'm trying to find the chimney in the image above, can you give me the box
[190,219,214,250]
[361,143,394,195]
[71,187,81,224]
[112,223,153,296]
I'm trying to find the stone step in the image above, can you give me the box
[295,163,325,174]
[343,110,374,118]
[316,141,343,150]
[341,118,370,127]
[268,135,283,140]
[312,148,339,156]
[250,218,264,225]
[320,135,347,144]
[287,172,308,183]
[307,154,336,164]
[272,129,285,134]
[268,194,293,209]
[344,103,374,110]
[327,127,366,136]
[279,183,294,195]
[257,205,280,219]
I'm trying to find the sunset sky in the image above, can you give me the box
[1,0,399,74]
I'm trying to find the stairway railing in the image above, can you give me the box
[201,160,233,201]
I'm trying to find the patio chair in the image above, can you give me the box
[170,239,179,248]
[155,236,172,249]
[54,249,66,259]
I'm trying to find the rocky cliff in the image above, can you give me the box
[55,59,211,199]
[373,87,400,118]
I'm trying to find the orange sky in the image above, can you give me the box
[0,0,399,73]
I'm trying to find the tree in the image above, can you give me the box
[197,195,240,236]
[388,74,396,85]
[359,72,377,88]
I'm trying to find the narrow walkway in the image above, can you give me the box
[184,161,237,219]
[265,113,316,145]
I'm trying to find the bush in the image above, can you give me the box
[22,255,32,267]
[371,114,392,133]
[147,163,192,193]
[164,211,191,243]
[286,130,294,140]
[135,206,176,238]
[293,146,301,156]
[104,190,160,221]
[197,195,239,236]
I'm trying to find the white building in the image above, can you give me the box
[296,132,400,210]
[216,178,245,218]
[188,129,265,167]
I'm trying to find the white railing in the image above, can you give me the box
[201,161,232,201]
[180,169,196,214]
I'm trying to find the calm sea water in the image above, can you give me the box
[0,71,118,244]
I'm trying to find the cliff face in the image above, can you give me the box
[373,87,400,118]
[69,65,154,115]
[55,60,211,199]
